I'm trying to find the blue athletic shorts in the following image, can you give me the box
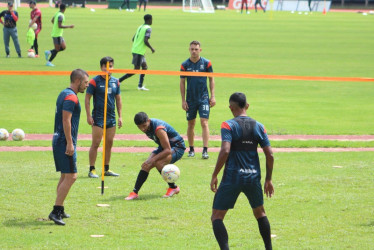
[53,144,77,174]
[93,118,116,129]
[186,99,210,121]
[152,145,186,164]
[213,179,264,210]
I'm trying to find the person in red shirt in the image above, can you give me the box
[28,0,42,57]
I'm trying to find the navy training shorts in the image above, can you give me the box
[213,179,264,210]
[53,143,77,174]
[186,98,210,121]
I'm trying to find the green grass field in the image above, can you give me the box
[1,6,374,249]
[0,151,373,249]
[0,8,373,135]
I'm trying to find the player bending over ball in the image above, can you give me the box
[125,112,186,200]
[210,92,274,249]
[85,56,122,178]
[49,69,89,226]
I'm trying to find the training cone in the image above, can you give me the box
[322,7,326,14]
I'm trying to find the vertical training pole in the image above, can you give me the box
[270,0,274,20]
[101,61,110,195]
[322,0,326,14]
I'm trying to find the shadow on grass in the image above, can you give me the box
[103,194,161,201]
[361,221,374,227]
[3,218,52,228]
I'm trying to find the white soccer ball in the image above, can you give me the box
[0,128,9,141]
[29,20,38,30]
[161,164,180,183]
[28,51,35,58]
[12,129,25,141]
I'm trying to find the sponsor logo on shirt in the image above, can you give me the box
[240,169,257,174]
[242,140,253,144]
[200,64,204,70]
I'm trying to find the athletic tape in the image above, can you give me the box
[0,70,373,82]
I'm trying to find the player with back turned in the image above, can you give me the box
[210,92,274,249]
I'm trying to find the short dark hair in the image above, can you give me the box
[144,14,152,21]
[100,56,114,68]
[7,2,13,6]
[70,69,88,83]
[60,3,66,10]
[134,112,149,125]
[29,1,36,5]
[229,92,247,109]
[190,40,201,47]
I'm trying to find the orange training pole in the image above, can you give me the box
[1,70,373,82]
[101,62,110,195]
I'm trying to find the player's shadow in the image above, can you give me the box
[3,218,51,228]
[103,194,160,201]
[361,221,374,227]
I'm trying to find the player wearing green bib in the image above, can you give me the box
[119,14,155,91]
[44,4,74,67]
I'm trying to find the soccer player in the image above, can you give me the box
[119,14,155,91]
[28,0,42,57]
[210,92,274,249]
[0,2,21,58]
[241,0,249,14]
[254,0,266,13]
[44,3,74,67]
[125,112,186,200]
[49,69,89,226]
[85,56,122,178]
[308,0,312,11]
[138,0,148,11]
[180,40,215,159]
[119,0,130,11]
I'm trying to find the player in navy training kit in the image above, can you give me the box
[210,92,274,249]
[180,40,215,159]
[85,57,122,178]
[49,69,89,226]
[125,112,186,200]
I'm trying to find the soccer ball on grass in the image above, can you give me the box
[28,50,35,58]
[161,164,180,183]
[0,128,9,141]
[12,129,25,141]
